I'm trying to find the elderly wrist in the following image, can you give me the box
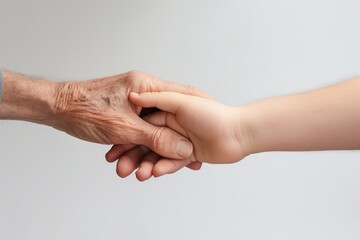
[0,71,59,125]
[49,80,84,127]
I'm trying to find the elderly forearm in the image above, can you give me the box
[241,78,360,154]
[0,70,59,125]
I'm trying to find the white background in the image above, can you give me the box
[1,0,360,239]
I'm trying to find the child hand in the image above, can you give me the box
[129,92,248,164]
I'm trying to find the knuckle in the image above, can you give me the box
[126,70,142,80]
[124,70,149,90]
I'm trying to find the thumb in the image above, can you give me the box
[136,122,193,160]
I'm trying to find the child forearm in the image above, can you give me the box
[242,78,360,154]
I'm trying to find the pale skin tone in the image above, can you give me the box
[106,77,360,181]
[0,70,209,171]
[3,69,360,182]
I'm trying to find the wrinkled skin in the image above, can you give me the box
[50,70,208,165]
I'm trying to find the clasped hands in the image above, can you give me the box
[52,71,249,181]
[4,69,358,181]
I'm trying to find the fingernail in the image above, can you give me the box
[176,140,193,158]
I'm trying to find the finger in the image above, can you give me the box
[135,152,161,182]
[152,155,195,178]
[146,72,213,99]
[186,161,202,171]
[129,92,190,115]
[129,91,194,160]
[128,70,213,99]
[142,111,201,175]
[105,144,136,162]
[155,153,197,177]
[132,116,193,159]
[143,111,187,137]
[116,146,149,178]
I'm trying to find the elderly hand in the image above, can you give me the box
[0,70,208,162]
[52,71,211,160]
